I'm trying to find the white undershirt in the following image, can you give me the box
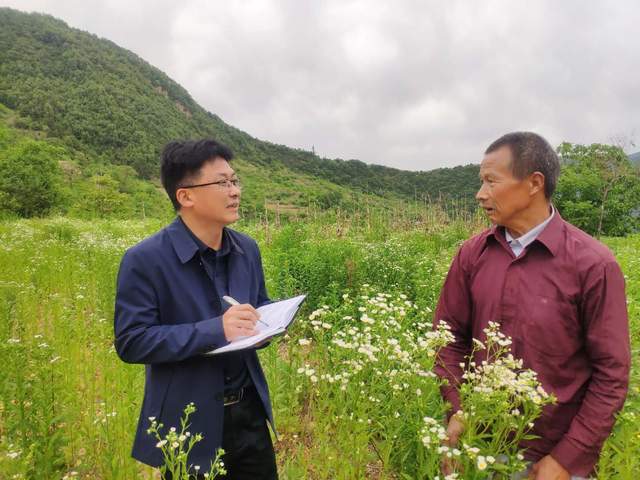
[504,205,555,257]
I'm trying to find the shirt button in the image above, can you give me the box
[225,376,231,382]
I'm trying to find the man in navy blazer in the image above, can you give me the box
[114,139,278,479]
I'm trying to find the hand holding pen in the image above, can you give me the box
[221,296,268,342]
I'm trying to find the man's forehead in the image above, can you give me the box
[480,147,512,172]
[203,157,235,176]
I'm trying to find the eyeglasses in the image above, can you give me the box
[179,178,242,190]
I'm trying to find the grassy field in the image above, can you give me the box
[0,216,637,479]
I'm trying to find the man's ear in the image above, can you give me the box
[529,171,545,196]
[176,188,194,209]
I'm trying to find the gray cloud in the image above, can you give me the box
[2,0,639,170]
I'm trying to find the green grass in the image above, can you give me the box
[0,216,637,479]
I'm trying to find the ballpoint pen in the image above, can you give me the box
[222,295,269,326]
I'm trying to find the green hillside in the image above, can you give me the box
[0,104,401,219]
[0,7,479,219]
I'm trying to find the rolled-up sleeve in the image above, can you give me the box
[551,260,631,476]
[114,250,229,364]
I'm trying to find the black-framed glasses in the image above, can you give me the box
[179,178,242,190]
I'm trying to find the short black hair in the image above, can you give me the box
[160,139,233,210]
[485,132,560,198]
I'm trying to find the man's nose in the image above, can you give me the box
[476,184,488,201]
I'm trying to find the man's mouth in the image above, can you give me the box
[227,203,239,209]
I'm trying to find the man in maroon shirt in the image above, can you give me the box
[434,132,630,479]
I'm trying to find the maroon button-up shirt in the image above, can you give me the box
[434,211,630,477]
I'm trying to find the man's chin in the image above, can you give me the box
[212,213,240,227]
[482,212,499,224]
[226,211,240,224]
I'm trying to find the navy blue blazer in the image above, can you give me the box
[114,218,273,468]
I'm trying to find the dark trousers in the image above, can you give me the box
[221,387,278,480]
[163,387,277,480]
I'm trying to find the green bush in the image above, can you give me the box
[0,137,64,217]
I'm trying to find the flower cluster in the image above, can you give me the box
[420,416,448,446]
[290,287,453,476]
[147,403,226,479]
[421,321,555,477]
[296,291,453,395]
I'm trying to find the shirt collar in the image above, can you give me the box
[534,207,564,257]
[505,205,555,250]
[167,217,243,264]
[487,204,564,257]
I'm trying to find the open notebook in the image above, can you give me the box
[205,294,306,355]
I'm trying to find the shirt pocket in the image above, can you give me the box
[522,293,581,357]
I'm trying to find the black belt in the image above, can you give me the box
[222,386,254,407]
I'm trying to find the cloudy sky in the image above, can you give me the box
[1,0,639,170]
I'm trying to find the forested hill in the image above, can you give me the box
[0,7,479,210]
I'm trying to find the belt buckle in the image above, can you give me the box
[223,388,244,407]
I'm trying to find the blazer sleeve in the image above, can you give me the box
[113,249,229,364]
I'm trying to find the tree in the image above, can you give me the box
[0,137,64,217]
[555,143,640,237]
[69,173,130,218]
